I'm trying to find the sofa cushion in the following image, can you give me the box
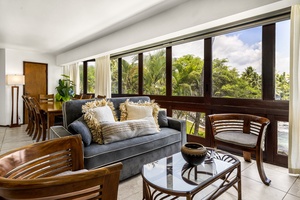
[158,110,168,127]
[101,119,158,144]
[68,116,92,146]
[83,127,181,169]
[120,99,160,131]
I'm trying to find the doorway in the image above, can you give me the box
[23,61,48,123]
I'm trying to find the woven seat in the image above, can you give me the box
[208,113,271,185]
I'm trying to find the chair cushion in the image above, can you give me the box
[68,116,92,146]
[215,131,258,148]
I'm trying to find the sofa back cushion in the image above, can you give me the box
[62,96,150,128]
[62,99,94,128]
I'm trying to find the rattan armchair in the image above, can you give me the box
[208,113,271,185]
[0,135,122,199]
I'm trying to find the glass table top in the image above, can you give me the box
[142,149,239,193]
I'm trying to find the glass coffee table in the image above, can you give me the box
[141,148,241,200]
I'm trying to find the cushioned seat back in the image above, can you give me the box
[63,96,150,128]
[63,99,94,128]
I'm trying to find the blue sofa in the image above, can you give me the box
[50,96,186,180]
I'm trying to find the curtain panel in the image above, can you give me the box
[62,63,80,95]
[95,55,111,98]
[288,4,300,175]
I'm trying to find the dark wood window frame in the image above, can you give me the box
[110,21,289,167]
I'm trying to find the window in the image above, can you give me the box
[143,49,166,95]
[111,58,118,94]
[122,55,138,94]
[275,20,290,100]
[212,26,262,98]
[172,40,204,96]
[87,61,95,93]
[172,110,205,138]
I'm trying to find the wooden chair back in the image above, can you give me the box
[73,94,83,99]
[208,113,271,185]
[97,95,106,99]
[38,94,54,103]
[0,135,123,199]
[82,94,93,99]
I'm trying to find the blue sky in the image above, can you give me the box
[172,19,290,74]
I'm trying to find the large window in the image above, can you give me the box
[143,49,166,95]
[275,20,290,100]
[212,26,262,98]
[122,55,138,94]
[172,40,204,96]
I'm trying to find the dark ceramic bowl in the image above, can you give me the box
[181,142,207,166]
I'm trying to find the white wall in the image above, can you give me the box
[1,49,61,126]
[0,49,6,126]
[57,0,291,65]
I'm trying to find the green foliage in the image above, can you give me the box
[122,56,138,94]
[143,50,166,95]
[55,74,75,102]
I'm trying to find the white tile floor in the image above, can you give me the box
[1,125,300,200]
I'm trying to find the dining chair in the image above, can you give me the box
[82,94,93,99]
[38,94,55,103]
[0,135,123,199]
[22,95,35,136]
[208,113,271,185]
[28,97,47,142]
[73,94,83,99]
[97,94,106,99]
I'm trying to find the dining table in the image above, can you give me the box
[39,101,63,138]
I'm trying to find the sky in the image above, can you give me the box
[172,20,290,75]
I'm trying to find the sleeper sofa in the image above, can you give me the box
[50,96,186,180]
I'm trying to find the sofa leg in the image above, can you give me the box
[256,150,271,186]
[243,151,252,162]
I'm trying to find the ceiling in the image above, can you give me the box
[0,0,187,55]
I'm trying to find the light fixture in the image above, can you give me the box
[6,74,25,127]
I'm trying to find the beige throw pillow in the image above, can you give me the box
[83,99,116,144]
[101,119,158,144]
[120,99,160,131]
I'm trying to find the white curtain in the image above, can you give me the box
[289,4,300,175]
[62,63,80,95]
[95,55,111,98]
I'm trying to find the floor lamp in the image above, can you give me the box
[6,74,25,128]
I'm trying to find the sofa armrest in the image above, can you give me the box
[167,117,186,145]
[50,125,72,139]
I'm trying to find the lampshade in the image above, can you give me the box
[6,75,25,85]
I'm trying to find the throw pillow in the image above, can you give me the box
[101,119,158,144]
[68,116,92,146]
[158,110,168,127]
[82,99,116,144]
[119,99,160,131]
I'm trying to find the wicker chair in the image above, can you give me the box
[0,135,123,199]
[208,113,271,185]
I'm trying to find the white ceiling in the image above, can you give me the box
[0,0,187,55]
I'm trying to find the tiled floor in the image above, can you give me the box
[1,125,300,200]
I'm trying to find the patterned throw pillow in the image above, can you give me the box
[82,99,116,144]
[119,99,160,131]
[101,119,158,144]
